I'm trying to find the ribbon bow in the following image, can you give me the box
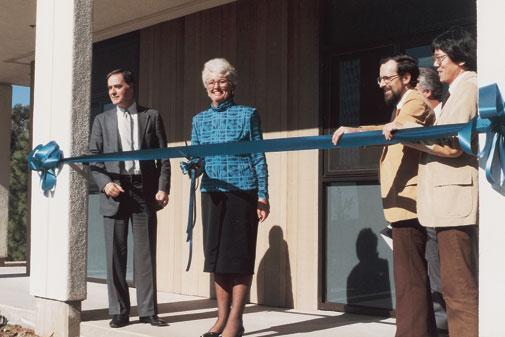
[27,141,63,193]
[477,84,505,189]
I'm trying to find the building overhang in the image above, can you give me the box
[0,0,236,86]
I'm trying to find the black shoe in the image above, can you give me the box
[201,332,222,337]
[218,326,244,337]
[139,315,168,326]
[109,314,129,328]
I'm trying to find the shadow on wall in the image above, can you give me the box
[346,228,392,309]
[256,226,293,308]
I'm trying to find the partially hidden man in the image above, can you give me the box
[332,55,437,337]
[89,69,170,328]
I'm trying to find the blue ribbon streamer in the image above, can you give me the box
[29,119,493,185]
[28,84,505,269]
[478,83,505,189]
[180,159,200,271]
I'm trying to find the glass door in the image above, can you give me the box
[320,46,396,315]
[87,31,139,284]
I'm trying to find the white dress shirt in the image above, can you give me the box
[117,102,141,175]
[433,102,442,120]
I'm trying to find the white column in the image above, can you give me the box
[477,1,505,336]
[30,0,92,336]
[0,83,12,265]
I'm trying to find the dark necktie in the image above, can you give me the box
[441,93,451,108]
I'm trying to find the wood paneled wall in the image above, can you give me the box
[138,0,320,310]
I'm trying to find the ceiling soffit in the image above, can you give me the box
[0,0,236,86]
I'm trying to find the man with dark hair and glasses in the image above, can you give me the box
[333,54,437,337]
[400,27,478,337]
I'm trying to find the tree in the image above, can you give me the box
[8,104,30,261]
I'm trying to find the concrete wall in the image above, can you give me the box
[139,0,320,310]
[0,84,12,263]
[477,1,505,336]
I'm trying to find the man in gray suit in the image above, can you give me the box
[89,69,170,328]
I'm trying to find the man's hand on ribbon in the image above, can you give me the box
[332,126,361,145]
[383,121,403,140]
[103,182,124,198]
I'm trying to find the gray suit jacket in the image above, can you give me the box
[89,105,171,216]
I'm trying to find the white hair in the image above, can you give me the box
[201,58,238,88]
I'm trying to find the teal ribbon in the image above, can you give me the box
[28,84,505,270]
[29,119,496,175]
[180,159,200,271]
[28,86,505,192]
[478,83,505,189]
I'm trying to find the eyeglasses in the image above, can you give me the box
[376,74,399,86]
[432,54,448,65]
[207,79,229,88]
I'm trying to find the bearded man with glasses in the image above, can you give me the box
[333,55,437,337]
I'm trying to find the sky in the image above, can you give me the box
[12,85,30,107]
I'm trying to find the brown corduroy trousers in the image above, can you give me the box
[392,220,478,337]
[436,226,478,337]
[392,219,437,337]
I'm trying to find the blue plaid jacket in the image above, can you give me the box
[191,100,269,199]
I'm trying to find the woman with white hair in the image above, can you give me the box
[191,58,269,337]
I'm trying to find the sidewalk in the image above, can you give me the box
[0,266,396,337]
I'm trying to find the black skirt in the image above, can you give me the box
[201,190,259,274]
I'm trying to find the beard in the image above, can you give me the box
[384,88,402,106]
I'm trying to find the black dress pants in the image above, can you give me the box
[103,175,158,316]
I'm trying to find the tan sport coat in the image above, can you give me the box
[417,71,478,228]
[364,89,435,223]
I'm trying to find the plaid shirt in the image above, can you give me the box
[191,100,269,199]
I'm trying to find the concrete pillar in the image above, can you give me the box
[26,61,35,275]
[477,1,505,336]
[0,83,12,265]
[30,1,92,336]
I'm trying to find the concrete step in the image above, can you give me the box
[80,306,397,337]
[0,268,397,337]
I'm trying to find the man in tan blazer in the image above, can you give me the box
[400,28,478,337]
[333,55,436,337]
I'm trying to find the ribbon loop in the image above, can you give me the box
[479,83,505,120]
[478,84,505,189]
